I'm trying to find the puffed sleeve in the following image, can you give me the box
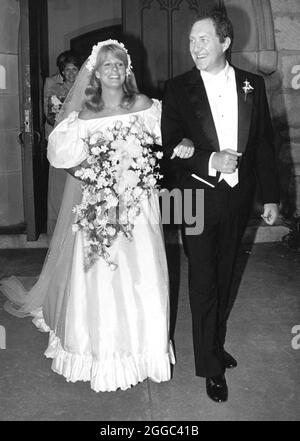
[47,111,88,168]
[143,99,162,146]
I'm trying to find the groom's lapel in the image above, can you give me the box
[235,68,253,154]
[183,67,253,154]
[184,68,220,151]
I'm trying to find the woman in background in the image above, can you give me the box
[44,50,81,235]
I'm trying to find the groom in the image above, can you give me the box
[161,9,279,402]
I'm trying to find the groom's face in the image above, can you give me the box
[189,18,230,74]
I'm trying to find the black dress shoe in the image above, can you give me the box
[223,350,237,369]
[206,374,228,403]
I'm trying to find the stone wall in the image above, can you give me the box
[0,0,23,226]
[225,0,300,217]
[270,0,300,216]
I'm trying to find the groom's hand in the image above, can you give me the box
[261,203,279,225]
[171,138,195,159]
[211,149,242,173]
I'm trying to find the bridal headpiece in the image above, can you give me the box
[86,39,133,75]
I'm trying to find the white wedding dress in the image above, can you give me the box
[0,100,174,392]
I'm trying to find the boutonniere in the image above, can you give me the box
[242,79,254,102]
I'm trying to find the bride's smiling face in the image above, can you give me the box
[95,51,126,89]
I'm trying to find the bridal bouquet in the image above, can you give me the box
[72,115,163,271]
[48,95,64,120]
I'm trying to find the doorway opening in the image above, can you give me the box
[70,25,122,63]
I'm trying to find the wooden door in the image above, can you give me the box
[19,0,49,240]
[122,0,224,97]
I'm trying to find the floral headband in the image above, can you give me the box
[86,39,133,75]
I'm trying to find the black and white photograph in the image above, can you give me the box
[0,0,299,423]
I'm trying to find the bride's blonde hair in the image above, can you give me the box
[84,44,139,112]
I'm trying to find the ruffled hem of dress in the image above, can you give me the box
[35,317,175,393]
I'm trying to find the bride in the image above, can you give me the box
[0,40,192,393]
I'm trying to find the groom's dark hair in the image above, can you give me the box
[191,9,234,51]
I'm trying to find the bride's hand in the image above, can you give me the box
[171,138,195,159]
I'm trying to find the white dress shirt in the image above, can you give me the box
[201,62,238,187]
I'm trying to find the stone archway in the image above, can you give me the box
[69,23,122,64]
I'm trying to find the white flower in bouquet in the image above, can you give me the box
[90,133,103,145]
[111,139,126,151]
[102,160,111,169]
[91,146,101,155]
[107,226,117,237]
[106,130,115,142]
[87,194,98,205]
[97,176,109,187]
[106,194,118,208]
[72,224,80,233]
[122,136,143,158]
[133,186,144,199]
[143,174,157,187]
[101,145,109,153]
[82,168,97,181]
[51,95,62,107]
[144,135,154,144]
[136,156,147,167]
[74,169,84,179]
